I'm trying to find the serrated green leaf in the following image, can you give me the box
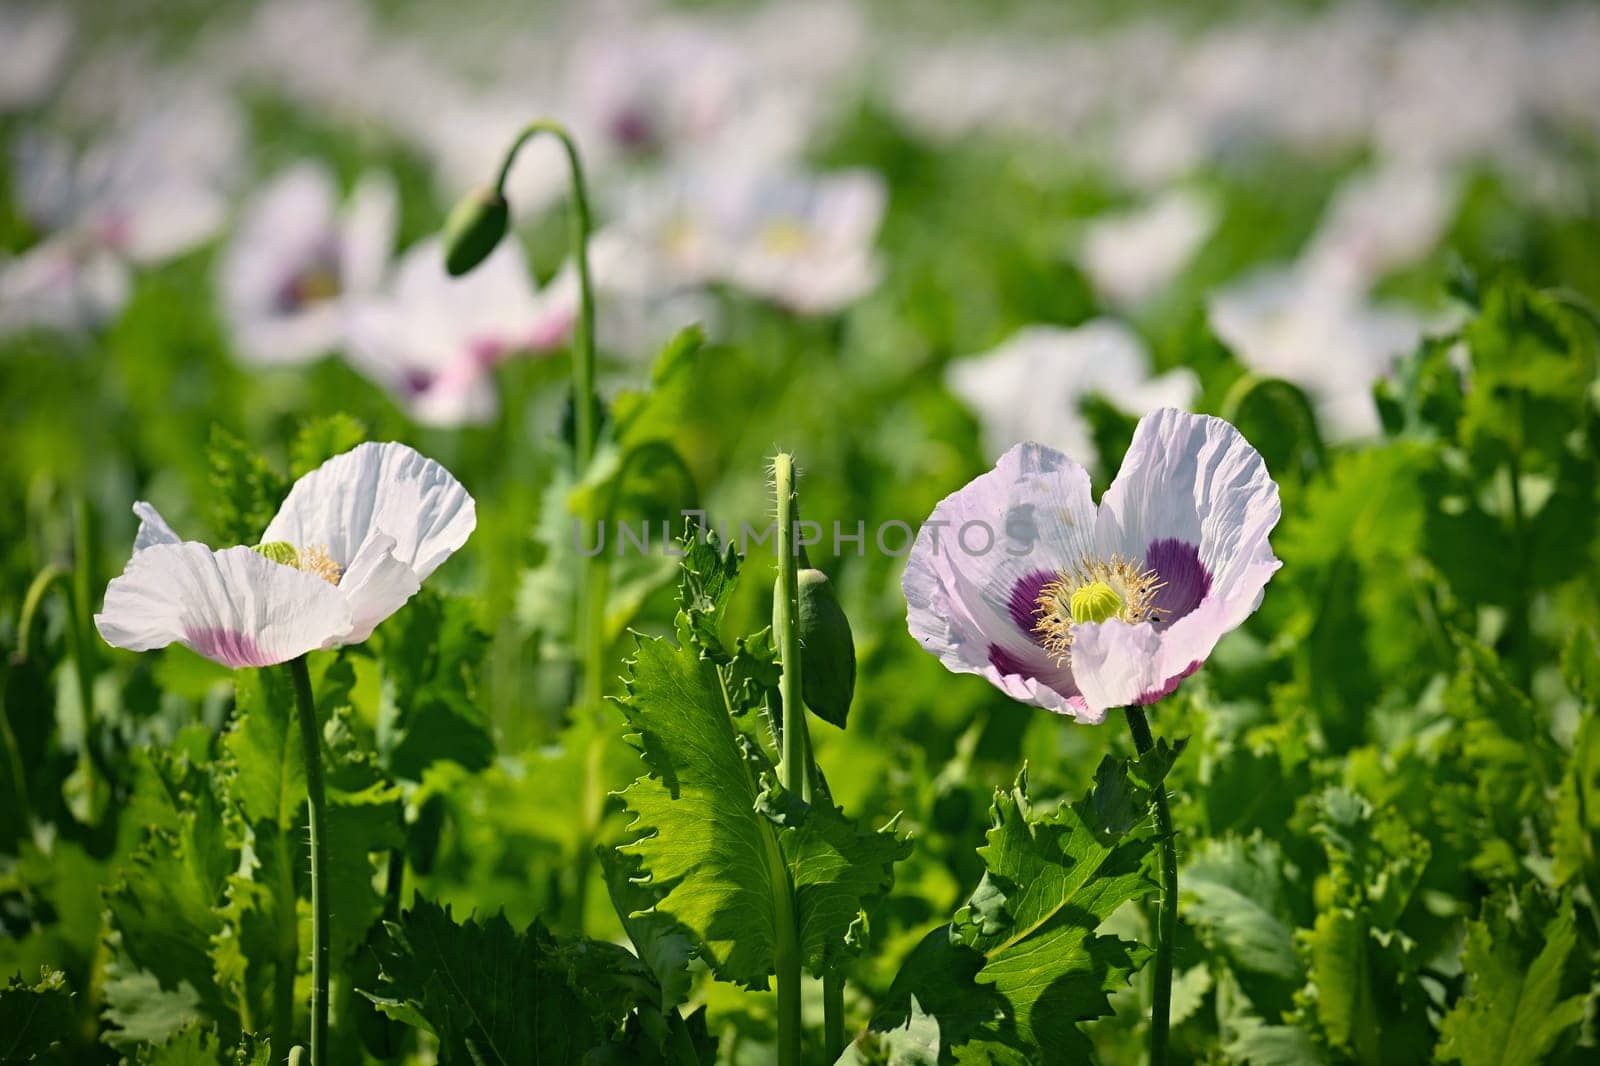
[0,967,74,1062]
[289,413,367,478]
[616,628,902,987]
[105,749,237,1046]
[364,897,653,1065]
[206,426,287,545]
[873,754,1177,1064]
[1182,835,1301,982]
[1436,889,1589,1065]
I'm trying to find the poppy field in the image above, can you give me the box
[3,2,1600,1064]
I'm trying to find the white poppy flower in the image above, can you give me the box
[0,92,242,337]
[219,161,396,366]
[1207,266,1421,441]
[715,167,887,314]
[1079,188,1217,309]
[904,410,1281,723]
[1300,162,1457,290]
[95,442,476,668]
[946,319,1200,472]
[344,236,573,427]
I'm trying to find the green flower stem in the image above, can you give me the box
[771,453,810,1066]
[823,970,845,1058]
[287,657,330,1066]
[1124,706,1176,1065]
[494,120,597,476]
[272,802,298,1062]
[773,454,815,803]
[491,120,611,931]
[68,503,109,819]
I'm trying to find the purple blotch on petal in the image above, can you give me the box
[1007,569,1056,642]
[1146,538,1210,626]
[988,644,1035,680]
[185,628,278,669]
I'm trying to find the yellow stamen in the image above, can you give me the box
[252,541,343,586]
[295,545,344,586]
[1033,554,1166,664]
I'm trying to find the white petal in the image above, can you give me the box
[262,441,476,583]
[340,171,397,295]
[902,442,1100,721]
[131,501,182,551]
[1070,409,1282,713]
[1096,409,1281,606]
[338,532,421,643]
[96,543,351,668]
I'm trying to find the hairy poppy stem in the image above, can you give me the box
[772,453,810,1066]
[287,657,330,1065]
[1124,705,1176,1065]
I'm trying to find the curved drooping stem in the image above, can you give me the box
[1124,705,1176,1066]
[495,120,598,478]
[287,657,330,1065]
[488,120,609,930]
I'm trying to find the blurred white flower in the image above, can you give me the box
[1079,188,1216,309]
[219,162,397,366]
[0,92,242,338]
[1208,266,1421,441]
[716,167,886,314]
[946,319,1200,472]
[1301,162,1457,290]
[599,165,886,314]
[0,4,73,113]
[345,236,573,427]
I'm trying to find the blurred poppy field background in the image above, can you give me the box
[2,1,1599,1063]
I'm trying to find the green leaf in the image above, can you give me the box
[1436,889,1589,1065]
[0,967,74,1062]
[364,897,654,1065]
[836,995,940,1066]
[289,413,367,478]
[600,847,697,1011]
[206,426,287,545]
[615,632,783,987]
[375,589,495,780]
[1182,835,1301,982]
[872,754,1177,1064]
[616,628,903,988]
[104,749,237,1046]
[133,1024,272,1065]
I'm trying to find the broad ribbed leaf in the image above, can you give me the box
[616,625,903,987]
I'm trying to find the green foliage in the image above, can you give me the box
[1436,889,1590,1065]
[205,427,288,545]
[870,749,1178,1064]
[364,898,659,1065]
[0,968,75,1062]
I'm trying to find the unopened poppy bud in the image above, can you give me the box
[797,567,855,728]
[442,186,509,276]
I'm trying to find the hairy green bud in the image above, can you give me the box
[796,567,856,728]
[442,186,509,276]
